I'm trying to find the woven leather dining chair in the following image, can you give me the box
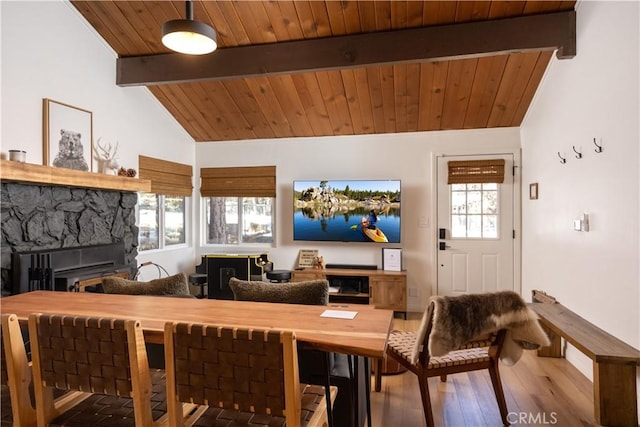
[228,277,360,427]
[375,301,509,427]
[164,321,337,427]
[27,313,169,427]
[1,313,38,427]
[1,313,97,427]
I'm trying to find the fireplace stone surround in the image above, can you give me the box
[1,182,139,296]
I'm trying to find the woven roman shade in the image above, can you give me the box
[448,159,505,184]
[138,155,193,196]
[200,166,276,197]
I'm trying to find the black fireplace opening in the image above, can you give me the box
[11,242,131,294]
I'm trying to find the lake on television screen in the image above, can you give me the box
[293,180,401,243]
[293,210,400,243]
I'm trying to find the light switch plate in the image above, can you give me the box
[582,213,590,231]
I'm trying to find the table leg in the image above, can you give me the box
[351,355,372,427]
[352,355,359,427]
[364,357,371,427]
[323,352,334,427]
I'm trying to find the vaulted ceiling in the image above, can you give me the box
[71,1,576,142]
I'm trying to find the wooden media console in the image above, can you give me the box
[291,268,406,314]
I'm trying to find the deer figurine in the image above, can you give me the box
[93,137,119,174]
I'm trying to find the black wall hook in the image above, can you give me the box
[558,152,567,164]
[593,138,603,153]
[572,146,582,159]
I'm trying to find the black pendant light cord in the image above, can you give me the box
[185,1,193,21]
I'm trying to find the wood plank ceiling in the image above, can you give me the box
[71,1,576,142]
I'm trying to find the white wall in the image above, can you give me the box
[0,1,522,303]
[520,0,639,404]
[195,129,520,311]
[0,1,197,276]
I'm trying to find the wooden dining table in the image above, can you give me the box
[0,290,393,358]
[3,290,392,427]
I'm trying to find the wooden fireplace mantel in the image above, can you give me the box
[0,159,151,192]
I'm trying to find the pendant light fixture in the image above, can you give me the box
[162,1,217,55]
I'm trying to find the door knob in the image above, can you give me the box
[439,242,451,250]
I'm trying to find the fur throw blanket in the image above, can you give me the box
[425,291,550,366]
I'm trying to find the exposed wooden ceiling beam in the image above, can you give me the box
[117,10,575,87]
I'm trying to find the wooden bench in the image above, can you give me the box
[530,290,640,427]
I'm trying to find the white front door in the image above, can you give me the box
[436,154,516,296]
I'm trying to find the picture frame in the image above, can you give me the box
[529,183,539,200]
[382,248,402,271]
[43,98,93,172]
[297,249,319,269]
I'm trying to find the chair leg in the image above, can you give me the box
[440,374,447,382]
[488,363,509,425]
[374,358,382,392]
[417,375,435,427]
[322,352,334,427]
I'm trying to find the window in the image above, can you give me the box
[137,155,192,252]
[164,195,186,246]
[450,183,499,239]
[200,166,276,246]
[138,193,159,251]
[204,197,273,245]
[138,193,186,251]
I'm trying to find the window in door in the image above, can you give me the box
[450,183,499,239]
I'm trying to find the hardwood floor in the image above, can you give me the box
[369,313,597,427]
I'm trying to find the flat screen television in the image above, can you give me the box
[293,180,401,243]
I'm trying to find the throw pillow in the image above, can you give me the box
[102,272,191,296]
[228,277,329,306]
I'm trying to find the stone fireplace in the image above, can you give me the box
[1,182,139,296]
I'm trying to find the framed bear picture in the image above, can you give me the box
[43,99,93,172]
